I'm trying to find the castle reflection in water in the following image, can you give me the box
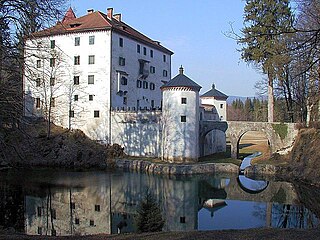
[0,169,317,236]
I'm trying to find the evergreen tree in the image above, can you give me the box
[239,0,293,122]
[135,191,164,233]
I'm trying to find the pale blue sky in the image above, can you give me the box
[70,0,263,97]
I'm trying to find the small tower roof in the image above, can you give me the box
[161,66,202,91]
[62,7,77,23]
[201,83,228,99]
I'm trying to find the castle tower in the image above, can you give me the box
[160,66,202,163]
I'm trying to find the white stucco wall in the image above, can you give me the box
[162,89,199,162]
[110,111,162,157]
[200,97,227,121]
[111,32,171,110]
[23,27,172,143]
[24,30,112,140]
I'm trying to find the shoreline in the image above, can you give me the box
[115,158,239,175]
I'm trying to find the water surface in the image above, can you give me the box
[0,168,318,236]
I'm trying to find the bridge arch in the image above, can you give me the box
[235,130,271,159]
[199,121,228,157]
[226,121,298,159]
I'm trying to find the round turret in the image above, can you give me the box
[161,66,202,163]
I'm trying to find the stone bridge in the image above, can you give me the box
[226,121,298,159]
[199,121,298,159]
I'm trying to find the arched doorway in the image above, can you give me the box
[237,131,271,162]
[201,129,226,157]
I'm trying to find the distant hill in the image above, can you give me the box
[226,95,267,104]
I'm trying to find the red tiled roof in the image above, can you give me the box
[31,10,173,54]
[62,7,76,23]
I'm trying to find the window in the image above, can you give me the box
[95,205,100,212]
[163,54,166,62]
[151,100,154,108]
[150,50,153,58]
[163,70,168,77]
[36,60,41,68]
[121,76,127,85]
[180,216,186,223]
[89,95,93,101]
[181,97,187,104]
[90,220,94,226]
[36,98,40,108]
[75,218,80,225]
[37,207,42,217]
[51,209,56,219]
[51,229,56,236]
[94,110,99,118]
[220,103,223,109]
[74,76,80,85]
[50,97,55,107]
[89,35,95,45]
[150,82,155,90]
[143,81,148,89]
[181,116,186,122]
[123,96,127,105]
[50,58,55,67]
[88,55,95,64]
[74,95,78,101]
[119,57,125,66]
[50,77,55,86]
[137,44,140,53]
[139,59,149,78]
[88,75,94,84]
[38,227,42,235]
[137,80,142,88]
[143,47,146,55]
[74,56,80,65]
[36,78,41,87]
[150,66,155,74]
[69,110,74,117]
[75,37,80,46]
[50,40,55,49]
[70,202,75,209]
[119,37,123,47]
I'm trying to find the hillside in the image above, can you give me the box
[0,120,123,169]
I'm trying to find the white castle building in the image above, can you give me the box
[23,7,228,162]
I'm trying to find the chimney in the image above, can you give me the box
[87,9,94,14]
[107,8,113,19]
[114,13,121,21]
[179,65,184,75]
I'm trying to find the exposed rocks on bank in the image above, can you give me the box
[245,128,320,185]
[115,159,239,175]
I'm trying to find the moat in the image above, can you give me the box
[0,168,319,236]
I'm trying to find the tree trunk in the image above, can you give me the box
[268,71,274,123]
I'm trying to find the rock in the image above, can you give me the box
[115,159,239,176]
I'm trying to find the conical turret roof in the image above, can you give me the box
[201,83,228,99]
[161,66,202,91]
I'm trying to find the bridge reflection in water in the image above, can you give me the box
[0,169,318,237]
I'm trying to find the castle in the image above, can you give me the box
[23,7,228,162]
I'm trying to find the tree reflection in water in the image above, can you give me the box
[0,169,319,236]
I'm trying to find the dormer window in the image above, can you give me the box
[70,23,81,28]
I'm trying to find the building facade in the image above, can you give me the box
[24,7,173,142]
[23,7,227,162]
